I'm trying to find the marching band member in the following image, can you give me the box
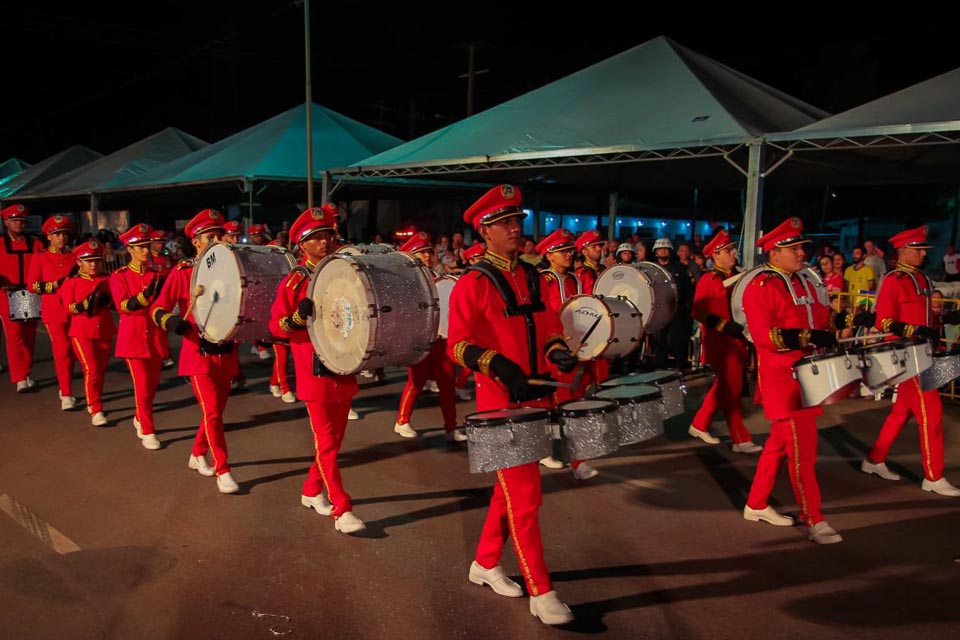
[27,214,77,409]
[573,229,605,295]
[535,228,598,480]
[393,231,464,441]
[688,230,762,453]
[861,225,960,495]
[148,229,174,369]
[247,223,274,362]
[269,204,365,534]
[222,221,242,243]
[448,184,579,626]
[60,240,115,427]
[151,209,241,494]
[110,224,166,450]
[741,217,871,544]
[452,243,487,400]
[0,203,43,391]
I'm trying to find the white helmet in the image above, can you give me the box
[653,237,674,251]
[616,242,635,254]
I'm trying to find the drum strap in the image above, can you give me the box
[764,267,817,329]
[542,269,581,302]
[882,269,931,325]
[2,234,37,286]
[468,260,546,375]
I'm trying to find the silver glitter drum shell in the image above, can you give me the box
[594,261,677,333]
[557,399,620,462]
[560,294,642,360]
[855,341,907,390]
[191,243,296,342]
[604,370,685,418]
[792,352,862,407]
[336,243,395,256]
[7,289,41,321]
[594,384,665,445]
[435,275,459,339]
[884,340,933,386]
[308,252,439,375]
[920,352,960,391]
[464,408,554,473]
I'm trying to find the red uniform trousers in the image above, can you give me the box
[126,358,162,435]
[455,366,471,389]
[0,310,36,384]
[270,342,292,393]
[868,376,944,481]
[189,367,233,476]
[304,400,353,516]
[396,339,457,430]
[746,411,823,526]
[690,346,751,443]
[46,321,76,396]
[71,337,111,414]
[476,463,552,596]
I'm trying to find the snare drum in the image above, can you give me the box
[559,294,641,360]
[435,275,459,339]
[603,370,685,418]
[6,289,41,321]
[594,384,665,445]
[191,243,297,342]
[557,399,620,462]
[920,351,960,391]
[792,352,862,407]
[307,251,439,375]
[856,341,907,390]
[464,408,554,473]
[885,340,934,386]
[594,262,678,333]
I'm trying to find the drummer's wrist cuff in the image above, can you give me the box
[157,312,173,330]
[881,318,895,333]
[477,350,497,377]
[291,311,307,327]
[715,319,728,333]
[705,314,722,330]
[136,292,149,307]
[544,334,566,355]
[769,327,788,350]
[798,328,811,348]
[903,324,916,339]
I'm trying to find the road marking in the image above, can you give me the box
[0,494,81,555]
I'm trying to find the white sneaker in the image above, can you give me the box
[217,472,240,494]
[921,477,960,496]
[468,561,523,597]
[162,358,175,369]
[141,434,161,450]
[258,349,272,361]
[445,428,468,442]
[347,409,360,420]
[732,441,763,454]
[860,459,901,481]
[688,425,720,444]
[539,456,564,469]
[133,416,144,438]
[91,412,108,427]
[394,421,418,438]
[360,370,375,379]
[743,505,794,526]
[60,396,77,411]
[232,377,246,390]
[808,520,843,544]
[455,387,472,401]
[269,384,282,398]
[188,454,215,477]
[281,391,296,403]
[16,380,28,393]
[301,492,333,516]
[335,511,366,534]
[529,591,574,626]
[423,380,440,393]
[571,463,599,480]
[25,376,35,388]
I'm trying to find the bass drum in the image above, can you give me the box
[730,266,829,342]
[559,294,641,360]
[435,275,459,339]
[336,243,395,256]
[191,243,296,342]
[307,252,439,375]
[594,262,677,333]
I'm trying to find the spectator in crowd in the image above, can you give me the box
[677,243,701,282]
[832,252,846,283]
[519,237,543,266]
[693,252,707,274]
[843,245,876,310]
[634,240,648,262]
[602,239,619,268]
[615,243,635,265]
[863,239,886,279]
[943,244,960,282]
[435,235,450,257]
[818,254,845,312]
[691,233,704,257]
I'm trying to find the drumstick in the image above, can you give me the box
[573,315,603,355]
[837,332,893,344]
[182,284,205,320]
[527,379,574,389]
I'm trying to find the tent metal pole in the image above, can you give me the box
[90,193,99,234]
[532,191,541,240]
[321,172,330,205]
[304,0,314,208]
[741,142,765,269]
[608,192,618,241]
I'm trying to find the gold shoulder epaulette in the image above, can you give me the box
[285,271,306,288]
[176,259,193,270]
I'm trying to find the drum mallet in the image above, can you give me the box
[183,284,205,319]
[527,379,575,389]
[837,333,893,344]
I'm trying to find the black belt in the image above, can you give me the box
[199,339,234,356]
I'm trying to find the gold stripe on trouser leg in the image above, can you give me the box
[125,360,140,424]
[71,338,93,413]
[190,377,221,473]
[305,404,334,517]
[914,377,934,480]
[496,469,537,596]
[789,419,810,525]
[398,380,416,422]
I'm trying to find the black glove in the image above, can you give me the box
[942,310,960,326]
[913,325,938,341]
[721,321,745,338]
[853,310,876,328]
[780,328,837,350]
[144,277,162,299]
[313,353,333,377]
[166,315,189,335]
[489,354,530,403]
[297,297,314,321]
[807,329,838,349]
[95,289,112,309]
[548,348,578,373]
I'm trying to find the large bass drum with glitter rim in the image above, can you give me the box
[307,252,439,375]
[730,266,829,343]
[191,243,296,342]
[335,243,395,256]
[6,288,41,321]
[435,275,459,339]
[594,262,677,333]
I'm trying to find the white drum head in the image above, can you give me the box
[309,257,374,374]
[192,244,242,341]
[595,265,653,329]
[436,275,459,338]
[560,295,614,360]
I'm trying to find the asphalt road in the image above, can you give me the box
[1,333,959,639]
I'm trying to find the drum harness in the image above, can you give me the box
[877,268,932,326]
[2,233,39,289]
[542,269,582,304]
[758,265,826,330]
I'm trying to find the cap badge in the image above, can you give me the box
[501,185,514,199]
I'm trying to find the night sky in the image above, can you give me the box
[4,4,960,164]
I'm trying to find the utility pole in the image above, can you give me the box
[457,42,489,117]
[303,0,314,208]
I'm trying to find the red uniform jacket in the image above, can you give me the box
[150,260,239,377]
[574,261,604,295]
[540,269,580,314]
[60,274,115,340]
[110,261,166,359]
[742,269,831,421]
[268,261,357,403]
[447,253,564,411]
[26,247,74,324]
[875,266,931,338]
[693,269,747,363]
[149,250,172,275]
